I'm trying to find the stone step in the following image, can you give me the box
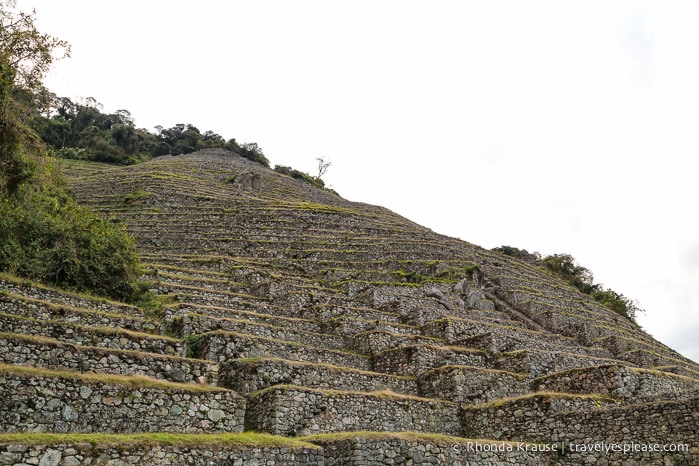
[418,365,529,405]
[460,392,621,441]
[221,357,418,397]
[0,364,244,434]
[196,331,371,371]
[0,293,159,335]
[532,364,699,402]
[0,433,323,466]
[0,333,218,385]
[165,303,323,334]
[373,344,490,377]
[345,330,446,356]
[0,312,184,357]
[245,385,461,436]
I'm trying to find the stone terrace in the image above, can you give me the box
[0,151,696,465]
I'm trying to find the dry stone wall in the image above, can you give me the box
[418,366,528,404]
[0,442,322,465]
[0,370,244,434]
[373,344,489,376]
[197,331,371,371]
[245,386,462,437]
[313,436,560,466]
[463,395,699,464]
[0,334,217,384]
[0,295,159,334]
[533,364,699,401]
[0,279,143,318]
[0,313,184,356]
[221,358,418,396]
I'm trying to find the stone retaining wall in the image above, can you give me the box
[533,365,699,401]
[419,366,528,404]
[0,280,143,318]
[345,330,445,356]
[0,295,159,334]
[314,436,559,466]
[495,349,624,379]
[0,370,244,434]
[246,385,461,436]
[373,345,489,376]
[0,442,322,465]
[197,331,370,371]
[0,334,217,385]
[164,305,323,336]
[0,313,184,357]
[463,395,699,464]
[221,358,418,396]
[322,316,420,337]
[461,393,620,440]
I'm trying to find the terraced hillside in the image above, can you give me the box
[1,149,697,465]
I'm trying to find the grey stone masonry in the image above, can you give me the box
[495,348,629,379]
[164,304,323,336]
[461,392,621,441]
[373,344,489,376]
[246,385,462,436]
[345,330,446,356]
[0,366,245,434]
[0,312,184,356]
[462,395,699,464]
[197,330,371,371]
[0,333,218,384]
[532,364,699,401]
[313,434,561,466]
[221,357,418,396]
[0,440,323,465]
[0,279,144,318]
[0,294,159,334]
[419,365,529,405]
[321,315,421,337]
[165,312,345,349]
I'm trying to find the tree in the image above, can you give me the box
[540,252,644,322]
[316,157,331,179]
[0,0,70,98]
[0,1,140,301]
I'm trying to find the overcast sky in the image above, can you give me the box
[19,0,699,362]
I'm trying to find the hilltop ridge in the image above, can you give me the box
[1,149,697,465]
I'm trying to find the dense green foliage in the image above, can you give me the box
[1,2,140,301]
[490,245,542,265]
[30,96,270,167]
[494,247,644,323]
[273,165,328,189]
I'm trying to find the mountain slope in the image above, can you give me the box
[1,149,697,465]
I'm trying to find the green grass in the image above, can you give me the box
[235,356,417,381]
[303,430,550,449]
[462,391,618,410]
[248,384,453,404]
[0,432,319,449]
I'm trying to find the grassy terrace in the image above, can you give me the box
[0,432,319,449]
